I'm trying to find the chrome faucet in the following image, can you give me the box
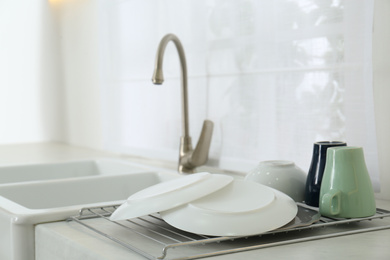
[152,34,214,173]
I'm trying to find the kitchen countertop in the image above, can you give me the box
[0,143,389,259]
[35,200,390,260]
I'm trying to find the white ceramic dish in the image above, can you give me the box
[161,180,297,237]
[245,160,306,202]
[278,203,320,230]
[110,172,233,221]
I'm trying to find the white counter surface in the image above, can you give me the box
[35,200,390,260]
[0,143,389,260]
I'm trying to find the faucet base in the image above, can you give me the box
[178,136,194,174]
[178,164,197,174]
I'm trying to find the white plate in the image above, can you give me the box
[160,180,297,236]
[110,172,233,221]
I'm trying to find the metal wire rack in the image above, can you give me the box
[68,204,390,260]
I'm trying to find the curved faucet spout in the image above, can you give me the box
[152,34,189,138]
[151,34,213,173]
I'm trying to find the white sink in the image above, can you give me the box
[0,159,153,184]
[0,159,178,260]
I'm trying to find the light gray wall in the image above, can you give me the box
[0,0,63,144]
[373,0,390,200]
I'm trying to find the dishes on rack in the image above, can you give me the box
[245,160,306,202]
[277,203,321,230]
[110,172,298,236]
[161,180,297,236]
[110,172,233,221]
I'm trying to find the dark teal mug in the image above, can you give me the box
[305,141,347,207]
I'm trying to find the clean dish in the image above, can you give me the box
[110,172,233,221]
[277,204,320,230]
[245,160,306,202]
[160,180,297,236]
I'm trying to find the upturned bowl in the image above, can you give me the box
[245,160,306,202]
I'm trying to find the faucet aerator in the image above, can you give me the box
[152,78,164,85]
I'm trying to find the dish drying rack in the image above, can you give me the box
[68,204,390,260]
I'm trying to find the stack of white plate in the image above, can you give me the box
[110,172,297,237]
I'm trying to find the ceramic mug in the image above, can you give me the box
[319,146,376,218]
[305,141,347,207]
[245,160,306,202]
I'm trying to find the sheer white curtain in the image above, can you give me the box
[100,0,379,188]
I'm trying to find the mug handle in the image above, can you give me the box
[321,189,341,216]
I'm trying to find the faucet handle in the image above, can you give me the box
[190,120,214,167]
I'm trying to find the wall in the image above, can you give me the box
[98,0,384,191]
[53,0,104,149]
[0,0,104,149]
[0,0,63,143]
[61,0,390,199]
[373,0,390,200]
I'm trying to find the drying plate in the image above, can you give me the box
[161,179,297,236]
[110,172,233,221]
[278,203,321,230]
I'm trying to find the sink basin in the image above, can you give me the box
[0,160,178,260]
[0,159,152,184]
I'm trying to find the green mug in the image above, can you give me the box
[319,146,376,218]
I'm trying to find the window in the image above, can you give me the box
[99,0,379,188]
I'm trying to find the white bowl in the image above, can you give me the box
[161,180,297,237]
[110,172,233,221]
[245,160,306,202]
